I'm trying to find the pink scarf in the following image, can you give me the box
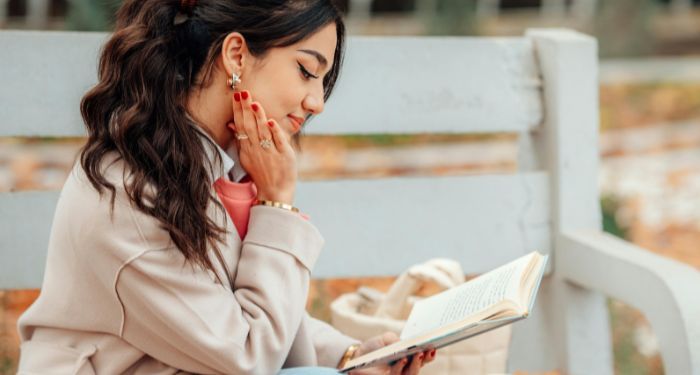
[213,177,257,239]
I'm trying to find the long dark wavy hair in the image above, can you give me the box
[79,0,346,282]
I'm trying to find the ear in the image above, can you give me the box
[221,32,248,77]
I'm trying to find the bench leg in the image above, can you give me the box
[507,277,613,374]
[552,278,614,375]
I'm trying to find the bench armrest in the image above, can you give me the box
[558,229,700,374]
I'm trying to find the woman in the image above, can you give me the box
[17,0,435,374]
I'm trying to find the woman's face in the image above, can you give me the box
[236,23,337,137]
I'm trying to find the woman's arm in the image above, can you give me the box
[304,314,360,367]
[115,205,324,374]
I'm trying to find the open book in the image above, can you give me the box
[340,251,548,372]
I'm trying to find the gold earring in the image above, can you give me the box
[227,72,241,90]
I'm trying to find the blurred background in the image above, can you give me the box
[2,0,700,374]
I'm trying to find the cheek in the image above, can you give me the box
[247,66,305,135]
[265,93,305,136]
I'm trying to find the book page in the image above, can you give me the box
[400,253,533,339]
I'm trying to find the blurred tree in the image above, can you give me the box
[422,0,478,36]
[594,0,658,58]
[65,0,120,31]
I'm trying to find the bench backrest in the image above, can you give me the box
[0,29,605,371]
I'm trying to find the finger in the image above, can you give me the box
[239,90,260,144]
[267,119,291,154]
[423,349,436,364]
[389,357,408,375]
[381,332,400,346]
[402,353,423,375]
[228,122,249,156]
[231,92,245,137]
[226,122,239,150]
[231,93,252,152]
[250,102,273,149]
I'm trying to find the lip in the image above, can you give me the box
[287,114,305,130]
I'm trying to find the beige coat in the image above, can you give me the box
[17,153,357,374]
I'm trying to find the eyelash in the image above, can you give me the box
[298,63,318,80]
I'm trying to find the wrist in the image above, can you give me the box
[255,199,299,213]
[256,191,294,206]
[337,343,360,369]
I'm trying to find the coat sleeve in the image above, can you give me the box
[305,314,360,367]
[114,205,324,374]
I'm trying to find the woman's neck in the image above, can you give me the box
[186,82,233,149]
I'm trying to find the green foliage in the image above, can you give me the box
[594,0,659,58]
[65,0,121,31]
[0,357,14,375]
[423,0,478,36]
[601,194,628,240]
[608,300,663,375]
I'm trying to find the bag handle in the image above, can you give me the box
[373,258,465,319]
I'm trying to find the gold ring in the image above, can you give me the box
[260,139,273,149]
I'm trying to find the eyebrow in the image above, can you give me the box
[298,49,328,69]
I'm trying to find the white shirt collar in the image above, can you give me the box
[194,125,248,183]
[222,142,248,182]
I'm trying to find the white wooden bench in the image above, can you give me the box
[1,29,699,374]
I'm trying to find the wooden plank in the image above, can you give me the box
[560,230,700,375]
[299,172,550,278]
[0,31,543,137]
[0,173,550,288]
[0,31,106,138]
[600,56,700,84]
[0,191,58,290]
[312,36,543,135]
[525,28,613,374]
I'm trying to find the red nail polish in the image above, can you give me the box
[241,91,249,100]
[251,103,259,112]
[267,120,274,127]
[233,92,240,101]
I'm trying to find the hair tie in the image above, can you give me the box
[180,0,197,14]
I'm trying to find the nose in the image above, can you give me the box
[302,89,325,115]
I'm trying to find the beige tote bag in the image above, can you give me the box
[330,259,511,374]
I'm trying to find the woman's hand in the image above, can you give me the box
[229,90,297,204]
[348,332,436,375]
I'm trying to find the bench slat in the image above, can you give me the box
[0,191,59,289]
[0,172,549,288]
[298,172,550,278]
[0,32,542,137]
[0,31,106,138]
[310,36,543,135]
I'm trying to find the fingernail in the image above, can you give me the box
[241,91,249,100]
[251,103,259,112]
[233,92,240,101]
[267,120,274,128]
[227,122,235,130]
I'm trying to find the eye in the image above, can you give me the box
[298,62,319,80]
